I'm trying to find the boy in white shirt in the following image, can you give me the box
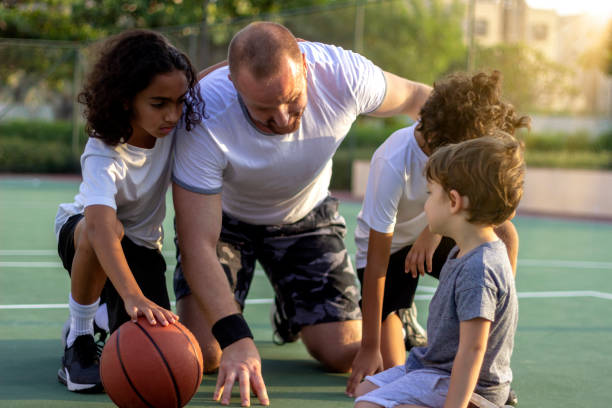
[348,72,529,401]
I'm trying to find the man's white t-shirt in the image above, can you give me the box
[173,41,387,225]
[54,135,174,251]
[354,124,429,269]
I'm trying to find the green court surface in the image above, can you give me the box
[1,176,611,407]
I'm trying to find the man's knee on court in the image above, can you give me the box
[302,321,361,372]
[202,342,221,374]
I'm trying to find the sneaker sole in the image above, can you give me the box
[57,367,104,393]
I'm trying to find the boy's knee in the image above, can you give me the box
[355,380,378,398]
[354,401,382,408]
[75,218,125,253]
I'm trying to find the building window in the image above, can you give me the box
[475,19,488,36]
[532,24,548,41]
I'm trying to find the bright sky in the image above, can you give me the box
[526,0,612,20]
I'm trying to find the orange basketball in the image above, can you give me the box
[100,317,203,408]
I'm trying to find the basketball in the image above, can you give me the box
[100,317,203,408]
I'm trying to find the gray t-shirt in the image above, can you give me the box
[408,240,518,404]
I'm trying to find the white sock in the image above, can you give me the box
[66,293,99,348]
[94,302,109,332]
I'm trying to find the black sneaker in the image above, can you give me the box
[270,297,299,345]
[58,335,104,393]
[62,317,108,357]
[399,304,427,351]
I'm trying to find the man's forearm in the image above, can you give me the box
[181,243,240,326]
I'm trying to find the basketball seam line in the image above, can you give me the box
[135,322,182,408]
[173,323,202,398]
[115,326,156,408]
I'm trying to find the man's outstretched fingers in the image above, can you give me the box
[238,367,251,406]
[214,368,226,401]
[221,372,237,405]
[250,367,269,406]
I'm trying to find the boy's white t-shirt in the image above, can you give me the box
[54,135,174,251]
[354,124,429,269]
[172,41,387,225]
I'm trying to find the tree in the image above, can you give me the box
[361,0,467,86]
[474,43,576,113]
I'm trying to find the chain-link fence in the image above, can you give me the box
[1,0,610,176]
[2,0,460,175]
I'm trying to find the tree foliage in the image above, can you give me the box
[474,43,576,113]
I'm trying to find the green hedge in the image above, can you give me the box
[0,120,85,173]
[1,119,612,189]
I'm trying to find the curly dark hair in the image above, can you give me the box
[417,70,530,152]
[78,29,205,145]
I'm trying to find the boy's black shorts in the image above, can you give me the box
[357,236,456,320]
[57,214,170,333]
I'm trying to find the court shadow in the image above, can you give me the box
[0,339,111,404]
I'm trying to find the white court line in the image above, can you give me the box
[3,257,612,270]
[2,290,612,310]
[0,250,176,256]
[0,298,272,310]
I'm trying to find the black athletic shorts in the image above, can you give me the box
[57,213,171,333]
[173,196,362,337]
[357,236,456,320]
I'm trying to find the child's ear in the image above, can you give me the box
[448,189,468,214]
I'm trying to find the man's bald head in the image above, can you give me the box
[228,22,303,81]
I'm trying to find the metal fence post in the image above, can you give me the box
[71,47,81,158]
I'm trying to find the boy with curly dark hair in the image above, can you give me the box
[354,132,524,408]
[347,71,529,398]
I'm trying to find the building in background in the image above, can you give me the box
[468,0,611,116]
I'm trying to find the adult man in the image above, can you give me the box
[172,22,511,406]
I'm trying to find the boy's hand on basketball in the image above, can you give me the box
[214,337,269,406]
[346,346,383,397]
[405,228,442,278]
[124,294,178,327]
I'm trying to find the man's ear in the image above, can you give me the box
[302,53,308,76]
[448,189,468,214]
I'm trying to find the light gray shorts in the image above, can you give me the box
[355,365,450,408]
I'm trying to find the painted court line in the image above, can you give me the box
[0,298,272,310]
[2,290,612,310]
[2,259,612,270]
[3,255,612,270]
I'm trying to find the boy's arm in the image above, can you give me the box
[84,205,177,325]
[444,318,491,408]
[405,226,442,278]
[493,220,518,276]
[346,229,393,396]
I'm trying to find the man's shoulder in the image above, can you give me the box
[300,41,361,72]
[197,66,240,120]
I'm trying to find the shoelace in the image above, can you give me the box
[94,331,107,357]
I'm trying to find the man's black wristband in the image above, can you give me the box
[211,313,253,349]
